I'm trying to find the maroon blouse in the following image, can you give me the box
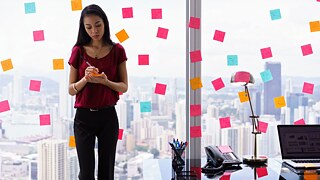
[68,43,127,108]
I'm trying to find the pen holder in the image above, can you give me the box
[171,147,185,174]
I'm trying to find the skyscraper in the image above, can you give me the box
[263,62,281,121]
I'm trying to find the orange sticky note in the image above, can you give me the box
[274,96,286,108]
[69,136,76,148]
[304,172,317,180]
[238,91,249,103]
[115,29,129,43]
[309,21,320,32]
[190,126,202,138]
[39,114,50,126]
[190,104,201,116]
[1,59,13,72]
[71,0,82,11]
[118,129,124,140]
[190,77,203,90]
[53,59,64,70]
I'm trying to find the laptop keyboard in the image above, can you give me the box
[292,159,320,163]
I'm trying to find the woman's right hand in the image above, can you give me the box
[84,66,101,83]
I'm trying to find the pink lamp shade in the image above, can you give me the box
[230,71,255,86]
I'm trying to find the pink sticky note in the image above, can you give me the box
[190,104,201,116]
[211,77,225,91]
[218,145,233,153]
[0,100,10,113]
[154,83,167,95]
[213,30,225,42]
[39,114,50,126]
[156,27,169,39]
[122,7,133,18]
[190,50,202,63]
[220,172,232,180]
[258,121,268,133]
[151,8,162,19]
[33,30,45,41]
[190,167,202,179]
[219,117,231,129]
[294,118,306,125]
[138,54,149,65]
[302,82,314,94]
[260,47,273,59]
[29,80,41,92]
[118,129,124,140]
[234,72,250,82]
[189,17,200,29]
[190,126,202,138]
[256,167,268,178]
[301,44,313,56]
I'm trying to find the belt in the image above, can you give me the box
[78,105,114,112]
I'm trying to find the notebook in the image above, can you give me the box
[277,125,320,170]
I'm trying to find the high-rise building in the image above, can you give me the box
[263,62,281,121]
[67,149,79,180]
[37,139,67,180]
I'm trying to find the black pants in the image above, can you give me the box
[74,107,119,180]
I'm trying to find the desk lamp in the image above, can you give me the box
[230,71,268,165]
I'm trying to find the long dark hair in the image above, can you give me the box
[75,4,113,46]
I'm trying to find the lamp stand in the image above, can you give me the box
[242,85,268,166]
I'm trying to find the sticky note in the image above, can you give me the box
[220,172,231,180]
[151,8,162,19]
[258,121,268,133]
[1,59,13,72]
[260,69,273,83]
[227,55,238,66]
[304,172,317,180]
[140,101,151,112]
[274,96,286,108]
[190,77,203,90]
[69,136,76,148]
[33,30,44,41]
[156,27,169,39]
[234,71,250,82]
[302,82,314,94]
[24,2,36,14]
[218,146,233,153]
[39,114,50,126]
[29,80,41,92]
[190,126,202,138]
[154,83,167,95]
[71,0,82,11]
[189,17,200,29]
[190,167,201,179]
[219,117,231,129]
[309,21,320,32]
[211,77,225,91]
[238,91,249,103]
[53,59,64,70]
[294,118,306,125]
[213,30,225,42]
[0,100,10,113]
[118,129,124,140]
[138,54,149,65]
[115,29,129,43]
[260,47,272,59]
[256,167,268,178]
[122,7,133,18]
[270,9,281,20]
[190,50,202,63]
[190,104,201,117]
[301,44,313,56]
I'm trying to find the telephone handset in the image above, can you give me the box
[202,145,242,173]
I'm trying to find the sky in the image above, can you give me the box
[0,0,320,80]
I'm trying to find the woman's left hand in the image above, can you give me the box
[86,72,108,84]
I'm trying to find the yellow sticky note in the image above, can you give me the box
[274,96,286,108]
[71,0,82,11]
[309,21,320,32]
[190,77,203,90]
[69,136,76,148]
[238,91,249,103]
[115,29,129,43]
[53,59,64,70]
[1,59,13,72]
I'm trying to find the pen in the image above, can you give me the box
[85,61,92,66]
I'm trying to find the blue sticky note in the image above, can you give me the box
[227,55,238,66]
[140,101,151,112]
[270,9,281,20]
[25,2,36,14]
[260,69,273,83]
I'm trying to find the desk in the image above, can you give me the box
[143,158,320,180]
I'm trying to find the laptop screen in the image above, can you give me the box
[278,125,320,159]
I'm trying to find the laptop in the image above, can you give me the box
[277,125,320,171]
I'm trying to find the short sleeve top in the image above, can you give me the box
[68,43,127,108]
